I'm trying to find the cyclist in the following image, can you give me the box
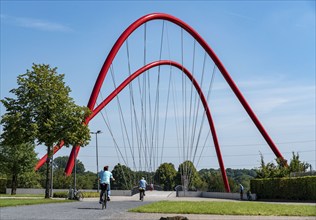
[138,177,147,200]
[98,165,115,203]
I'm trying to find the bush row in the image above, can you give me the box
[250,176,316,201]
[53,191,99,198]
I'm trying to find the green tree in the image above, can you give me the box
[54,156,85,174]
[289,152,310,173]
[17,171,42,188]
[51,156,86,189]
[134,170,155,186]
[50,168,72,189]
[256,153,278,178]
[76,171,97,189]
[154,163,177,190]
[255,152,310,179]
[176,160,204,190]
[111,163,134,190]
[199,169,228,192]
[1,64,91,198]
[0,141,37,194]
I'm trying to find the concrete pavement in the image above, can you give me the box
[0,191,315,220]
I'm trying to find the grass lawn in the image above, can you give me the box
[0,198,74,207]
[129,201,316,216]
[0,194,44,197]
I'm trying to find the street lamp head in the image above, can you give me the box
[90,130,102,134]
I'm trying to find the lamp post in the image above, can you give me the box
[91,130,102,192]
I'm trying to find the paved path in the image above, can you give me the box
[0,192,315,220]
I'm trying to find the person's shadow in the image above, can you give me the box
[77,207,101,210]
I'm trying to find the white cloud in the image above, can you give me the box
[1,14,73,32]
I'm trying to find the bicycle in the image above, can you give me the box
[100,184,109,209]
[68,188,84,201]
[139,188,145,201]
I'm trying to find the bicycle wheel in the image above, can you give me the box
[76,191,84,201]
[102,190,107,209]
[140,190,144,201]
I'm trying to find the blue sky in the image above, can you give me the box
[1,1,315,173]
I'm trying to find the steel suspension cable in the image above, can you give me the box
[184,39,198,189]
[126,39,136,161]
[180,28,187,182]
[150,21,165,171]
[160,22,173,165]
[97,102,133,189]
[170,67,183,167]
[109,65,136,169]
[193,63,217,167]
[191,52,207,163]
[187,40,197,163]
[126,39,147,172]
[138,22,147,172]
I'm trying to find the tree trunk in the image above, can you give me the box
[45,145,52,198]
[11,173,17,195]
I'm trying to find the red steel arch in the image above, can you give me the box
[36,13,285,193]
[85,13,284,162]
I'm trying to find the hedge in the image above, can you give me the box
[53,191,68,198]
[53,191,99,198]
[250,176,316,201]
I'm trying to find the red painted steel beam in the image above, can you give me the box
[86,60,230,192]
[35,141,64,170]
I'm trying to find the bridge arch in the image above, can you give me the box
[85,13,284,162]
[36,13,285,193]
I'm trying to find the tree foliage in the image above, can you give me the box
[154,163,177,190]
[255,152,310,179]
[289,152,310,173]
[176,160,204,190]
[111,163,134,190]
[0,142,37,194]
[54,156,85,174]
[1,64,91,198]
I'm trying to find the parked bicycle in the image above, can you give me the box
[68,188,84,201]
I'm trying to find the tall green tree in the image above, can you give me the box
[0,141,37,194]
[1,64,91,198]
[289,152,310,173]
[111,163,134,190]
[199,169,233,192]
[176,160,204,190]
[52,156,86,189]
[49,168,72,189]
[255,153,275,178]
[76,171,97,189]
[0,110,38,194]
[54,156,85,174]
[154,163,177,190]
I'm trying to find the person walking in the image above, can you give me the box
[239,183,244,200]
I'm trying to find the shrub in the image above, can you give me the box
[53,191,68,198]
[82,192,99,198]
[251,176,316,200]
